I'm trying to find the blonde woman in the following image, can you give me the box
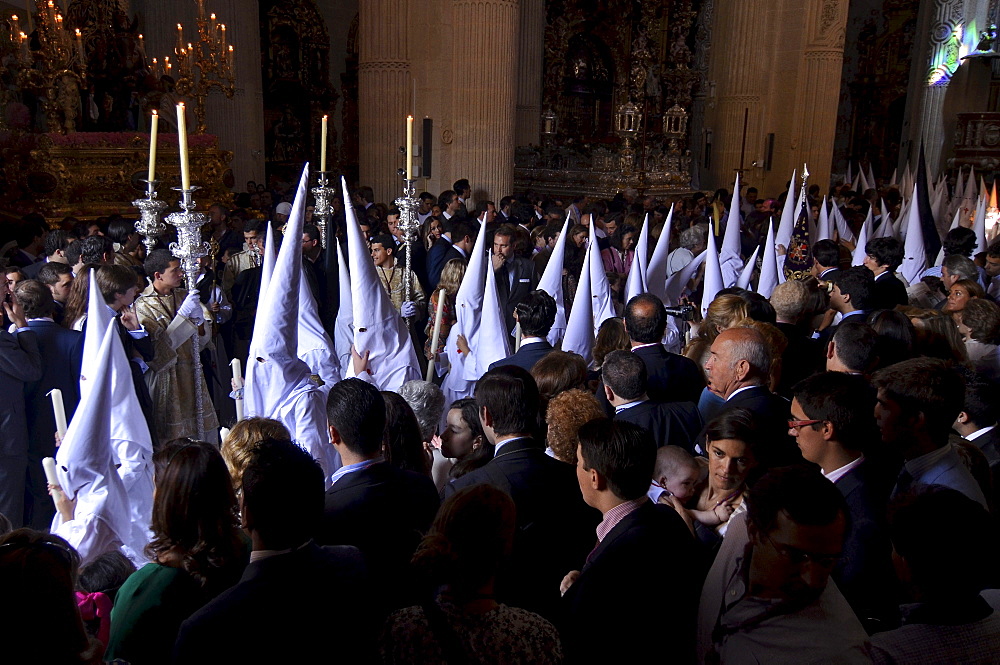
[424,258,467,362]
[220,417,291,490]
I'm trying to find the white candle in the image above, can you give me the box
[48,388,67,439]
[148,110,158,183]
[406,115,413,180]
[176,23,183,55]
[230,358,244,421]
[74,29,84,62]
[320,115,328,172]
[425,289,447,382]
[176,103,190,190]
[42,457,63,505]
[220,427,230,443]
[514,322,522,351]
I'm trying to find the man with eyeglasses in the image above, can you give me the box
[697,465,871,664]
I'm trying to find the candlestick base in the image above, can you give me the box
[133,179,169,255]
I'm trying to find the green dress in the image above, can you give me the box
[105,563,212,665]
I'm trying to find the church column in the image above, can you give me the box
[451,0,520,202]
[358,0,410,205]
[514,0,544,147]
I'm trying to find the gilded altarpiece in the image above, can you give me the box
[515,0,702,198]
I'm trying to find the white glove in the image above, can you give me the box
[177,291,205,324]
[401,301,418,318]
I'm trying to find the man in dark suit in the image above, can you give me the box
[175,439,375,663]
[811,238,841,286]
[704,327,798,466]
[426,219,474,289]
[816,266,873,351]
[560,419,700,662]
[791,372,897,632]
[771,280,822,398]
[604,350,702,452]
[490,290,555,372]
[492,224,539,338]
[0,279,42,527]
[955,373,1000,509]
[24,230,73,280]
[446,366,598,620]
[16,281,83,529]
[597,294,705,415]
[863,237,908,311]
[319,378,439,614]
[825,320,879,374]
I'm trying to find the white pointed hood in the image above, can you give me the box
[867,164,877,192]
[562,241,595,365]
[756,219,780,298]
[719,176,743,288]
[624,213,650,303]
[473,250,511,371]
[889,167,897,187]
[933,209,962,267]
[832,203,855,244]
[54,319,132,565]
[645,204,676,302]
[587,215,616,330]
[81,269,113,385]
[537,213,570,346]
[900,184,927,285]
[851,217,871,267]
[736,246,760,289]
[816,196,831,241]
[342,176,420,391]
[701,221,724,316]
[973,195,988,256]
[775,170,799,249]
[664,250,707,306]
[295,202,339,391]
[334,241,353,379]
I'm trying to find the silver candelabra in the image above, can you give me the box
[311,171,335,249]
[394,177,420,321]
[132,180,168,254]
[166,187,211,441]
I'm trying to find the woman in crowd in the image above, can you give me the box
[62,264,99,331]
[590,317,631,381]
[220,417,291,490]
[943,278,985,323]
[958,297,1000,382]
[381,485,563,664]
[106,439,247,665]
[867,309,916,369]
[909,309,969,363]
[665,408,761,546]
[601,223,637,277]
[544,389,604,464]
[420,216,443,251]
[531,350,588,430]
[382,391,433,478]
[441,398,493,481]
[424,258,466,364]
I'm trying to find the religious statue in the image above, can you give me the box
[272,107,305,162]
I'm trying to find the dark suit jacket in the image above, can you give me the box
[774,321,822,399]
[614,400,704,453]
[832,461,898,632]
[561,501,701,663]
[723,386,799,466]
[598,344,705,415]
[426,235,456,288]
[495,257,538,337]
[0,328,42,527]
[173,543,375,664]
[870,272,908,311]
[319,461,439,612]
[489,339,553,373]
[446,437,600,620]
[22,321,83,528]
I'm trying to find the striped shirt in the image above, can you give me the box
[596,497,648,542]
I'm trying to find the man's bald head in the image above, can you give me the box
[624,294,667,344]
[705,327,771,398]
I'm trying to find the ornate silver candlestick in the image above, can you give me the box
[310,171,335,248]
[166,186,211,441]
[394,177,420,321]
[132,180,168,254]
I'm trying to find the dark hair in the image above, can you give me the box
[302,224,321,243]
[792,372,877,452]
[381,391,431,477]
[43,230,72,258]
[961,298,1000,343]
[78,550,135,599]
[357,186,374,204]
[610,223,638,252]
[37,261,73,286]
[244,218,266,235]
[79,235,113,265]
[888,486,993,597]
[494,223,518,241]
[147,439,245,588]
[872,358,965,441]
[812,239,840,268]
[438,190,457,209]
[143,248,178,279]
[95,264,139,304]
[515,290,557,337]
[447,219,473,244]
[106,217,136,245]
[476,366,540,436]
[865,237,904,271]
[625,293,667,343]
[578,418,656,501]
[411,484,515,599]
[241,438,324,548]
[833,266,874,310]
[64,241,83,266]
[448,398,494,479]
[602,349,647,401]
[326,379,386,456]
[866,309,915,366]
[371,234,396,253]
[13,280,54,319]
[748,465,849,535]
[957,369,998,428]
[531,350,587,408]
[988,238,1000,259]
[704,407,762,455]
[830,321,879,373]
[942,226,977,258]
[452,178,470,194]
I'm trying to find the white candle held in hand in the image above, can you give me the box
[177,103,190,190]
[230,358,245,422]
[48,388,68,439]
[425,289,447,382]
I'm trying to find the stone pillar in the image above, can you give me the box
[514,0,544,147]
[794,0,849,192]
[358,0,410,205]
[451,0,520,202]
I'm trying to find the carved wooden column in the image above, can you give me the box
[358,0,410,204]
[793,0,849,191]
[452,0,520,202]
[514,0,544,147]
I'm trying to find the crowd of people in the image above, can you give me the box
[2,173,1000,663]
